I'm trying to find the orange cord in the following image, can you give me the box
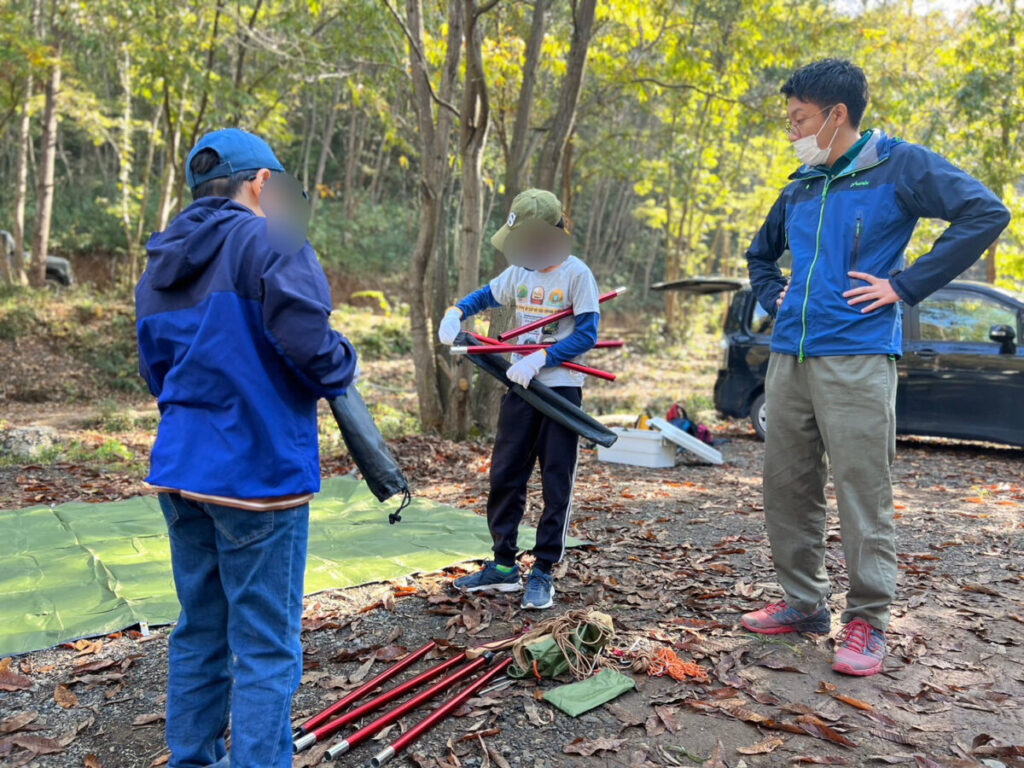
[647,647,709,683]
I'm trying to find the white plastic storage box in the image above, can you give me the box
[597,427,676,468]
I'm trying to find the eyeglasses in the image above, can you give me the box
[785,105,835,137]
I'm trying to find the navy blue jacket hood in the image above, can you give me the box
[145,199,238,289]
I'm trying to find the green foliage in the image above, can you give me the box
[0,437,136,470]
[369,402,421,441]
[350,290,392,316]
[309,198,417,279]
[331,304,412,361]
[0,304,40,341]
[87,398,134,432]
[71,311,147,394]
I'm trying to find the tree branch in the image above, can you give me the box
[381,0,461,119]
[629,77,774,118]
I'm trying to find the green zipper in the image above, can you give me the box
[799,180,831,362]
[796,155,890,363]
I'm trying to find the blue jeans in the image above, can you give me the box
[158,493,309,768]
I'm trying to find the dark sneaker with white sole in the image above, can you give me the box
[521,568,554,610]
[453,561,522,593]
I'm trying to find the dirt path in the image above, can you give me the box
[2,428,1021,768]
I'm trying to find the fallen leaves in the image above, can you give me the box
[795,715,858,749]
[702,740,728,768]
[816,680,874,711]
[562,736,627,756]
[7,734,63,756]
[523,702,553,727]
[0,668,33,691]
[0,711,38,736]
[737,735,786,754]
[132,713,165,727]
[54,683,79,709]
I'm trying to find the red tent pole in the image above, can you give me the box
[294,651,466,752]
[497,286,626,342]
[457,341,623,353]
[323,655,497,760]
[464,334,618,381]
[294,640,436,738]
[370,658,515,767]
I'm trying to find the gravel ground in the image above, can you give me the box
[2,426,1022,768]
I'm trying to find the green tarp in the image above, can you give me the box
[0,476,574,658]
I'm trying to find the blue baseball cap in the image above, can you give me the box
[185,128,285,189]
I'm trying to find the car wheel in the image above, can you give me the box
[750,392,766,441]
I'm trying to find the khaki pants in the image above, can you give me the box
[763,353,897,630]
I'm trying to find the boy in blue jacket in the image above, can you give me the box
[740,60,1010,676]
[438,189,600,610]
[136,129,358,767]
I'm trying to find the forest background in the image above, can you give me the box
[1,0,1020,435]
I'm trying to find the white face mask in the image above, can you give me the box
[793,110,839,166]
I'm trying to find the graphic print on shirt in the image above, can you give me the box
[489,256,601,388]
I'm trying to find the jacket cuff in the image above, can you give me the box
[889,272,918,306]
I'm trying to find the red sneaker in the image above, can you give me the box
[741,600,831,635]
[832,618,887,676]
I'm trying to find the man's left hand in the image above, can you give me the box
[843,272,901,313]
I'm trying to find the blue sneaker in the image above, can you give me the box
[522,568,554,610]
[454,561,522,593]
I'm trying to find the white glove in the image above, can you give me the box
[506,349,546,388]
[438,306,463,345]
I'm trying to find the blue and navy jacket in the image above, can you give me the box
[747,130,1011,359]
[136,198,357,499]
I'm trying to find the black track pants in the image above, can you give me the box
[486,387,581,573]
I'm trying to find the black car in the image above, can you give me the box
[652,277,1024,447]
[1,229,74,286]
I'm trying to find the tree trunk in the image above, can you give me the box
[300,95,317,191]
[474,0,549,431]
[402,0,464,433]
[310,73,343,222]
[445,0,494,438]
[118,43,137,284]
[368,128,388,205]
[535,0,596,191]
[156,80,186,231]
[10,72,33,285]
[342,108,363,218]
[233,0,263,91]
[134,105,162,260]
[30,25,61,288]
[503,0,549,206]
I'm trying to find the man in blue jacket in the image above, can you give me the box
[741,60,1009,676]
[136,129,358,766]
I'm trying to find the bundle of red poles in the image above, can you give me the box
[293,638,516,764]
[451,286,628,382]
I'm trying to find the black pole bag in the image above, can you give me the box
[455,332,618,448]
[328,386,411,524]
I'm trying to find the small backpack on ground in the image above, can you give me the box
[666,403,714,446]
